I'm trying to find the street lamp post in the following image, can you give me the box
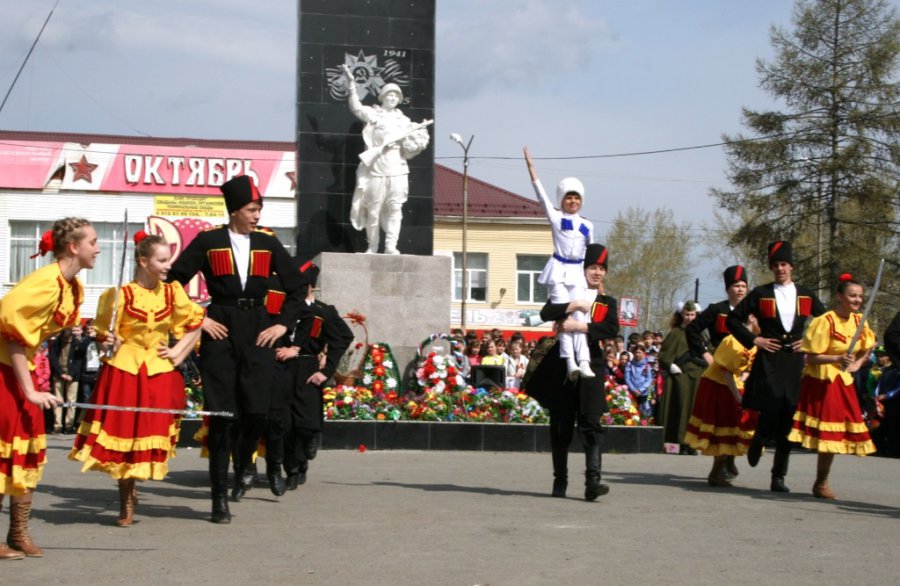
[450,133,473,333]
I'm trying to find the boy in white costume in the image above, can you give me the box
[524,147,595,379]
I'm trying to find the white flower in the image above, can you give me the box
[383,359,393,368]
[362,374,373,385]
[386,377,398,389]
[434,380,446,394]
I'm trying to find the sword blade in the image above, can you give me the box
[62,401,233,418]
[103,209,129,359]
[846,258,885,357]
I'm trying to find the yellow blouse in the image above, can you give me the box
[801,309,874,385]
[0,263,82,369]
[95,281,205,376]
[701,335,756,390]
[480,355,505,366]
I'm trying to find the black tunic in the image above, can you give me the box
[167,226,305,415]
[727,282,825,411]
[283,299,354,431]
[686,299,732,359]
[524,292,619,414]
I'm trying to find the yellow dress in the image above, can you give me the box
[684,336,758,456]
[788,310,875,455]
[0,263,82,495]
[69,281,204,480]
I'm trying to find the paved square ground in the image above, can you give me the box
[5,436,898,585]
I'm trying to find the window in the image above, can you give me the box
[452,252,487,302]
[517,254,549,303]
[9,220,143,286]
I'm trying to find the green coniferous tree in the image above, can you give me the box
[712,0,900,326]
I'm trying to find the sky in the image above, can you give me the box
[0,0,836,305]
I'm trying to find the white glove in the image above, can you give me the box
[669,363,682,375]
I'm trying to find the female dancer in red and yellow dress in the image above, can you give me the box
[0,218,98,560]
[70,232,204,527]
[684,320,759,487]
[788,274,875,499]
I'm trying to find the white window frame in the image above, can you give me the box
[452,252,487,302]
[516,254,549,304]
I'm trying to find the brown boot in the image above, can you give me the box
[725,456,739,478]
[116,479,136,527]
[7,501,43,557]
[707,456,733,487]
[812,453,837,499]
[0,502,23,561]
[0,543,25,560]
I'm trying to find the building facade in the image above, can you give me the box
[0,131,553,338]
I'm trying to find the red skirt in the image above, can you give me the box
[789,375,875,455]
[0,363,47,495]
[683,377,758,457]
[69,363,185,480]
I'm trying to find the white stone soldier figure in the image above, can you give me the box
[342,64,431,254]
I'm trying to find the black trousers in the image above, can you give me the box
[752,396,796,477]
[548,378,603,481]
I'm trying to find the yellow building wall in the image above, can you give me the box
[434,218,553,332]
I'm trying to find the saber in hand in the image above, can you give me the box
[104,209,129,359]
[846,258,886,359]
[63,402,234,418]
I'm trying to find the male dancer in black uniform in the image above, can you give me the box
[686,265,748,477]
[525,244,618,501]
[727,241,825,493]
[168,175,304,523]
[271,260,354,490]
[687,265,748,365]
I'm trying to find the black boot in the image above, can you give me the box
[584,443,609,502]
[770,441,791,493]
[231,455,256,502]
[551,446,568,498]
[209,451,232,524]
[303,432,320,461]
[266,462,285,497]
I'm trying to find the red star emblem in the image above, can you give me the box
[286,170,297,191]
[69,156,99,183]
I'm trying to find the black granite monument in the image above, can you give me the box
[296,0,435,257]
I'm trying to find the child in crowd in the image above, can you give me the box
[465,340,481,368]
[606,346,625,385]
[480,338,505,367]
[505,339,529,389]
[524,147,595,380]
[625,343,656,416]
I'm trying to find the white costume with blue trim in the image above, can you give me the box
[532,178,595,368]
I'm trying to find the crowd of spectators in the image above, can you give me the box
[448,325,898,458]
[41,319,103,434]
[453,327,667,417]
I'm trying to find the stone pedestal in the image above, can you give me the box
[315,252,450,383]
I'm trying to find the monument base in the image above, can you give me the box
[314,252,451,384]
[178,419,663,454]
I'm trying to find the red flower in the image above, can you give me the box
[374,365,386,377]
[373,380,384,392]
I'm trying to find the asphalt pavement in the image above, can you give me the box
[3,435,898,585]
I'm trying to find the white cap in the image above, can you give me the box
[556,177,585,206]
